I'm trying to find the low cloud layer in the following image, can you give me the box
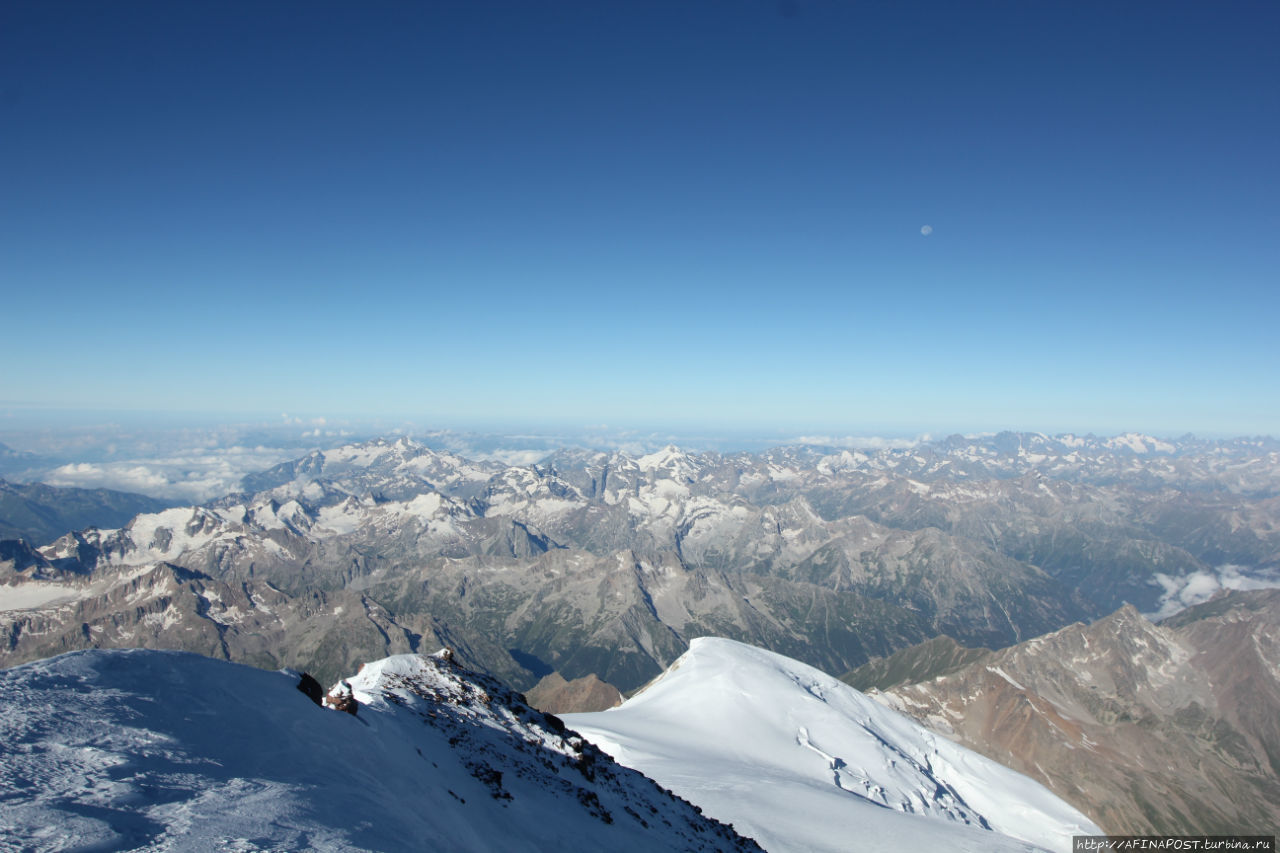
[789,435,921,450]
[470,448,554,467]
[42,446,297,503]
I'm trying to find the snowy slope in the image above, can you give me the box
[565,638,1100,853]
[0,649,760,853]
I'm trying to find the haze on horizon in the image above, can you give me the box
[3,1,1277,437]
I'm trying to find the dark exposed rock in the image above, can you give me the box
[296,672,323,706]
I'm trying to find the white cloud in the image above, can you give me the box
[789,435,920,450]
[42,446,297,503]
[615,442,649,456]
[47,463,174,495]
[471,449,552,467]
[1146,565,1280,619]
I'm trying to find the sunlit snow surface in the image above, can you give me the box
[0,649,755,853]
[566,638,1101,853]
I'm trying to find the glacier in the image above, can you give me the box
[565,637,1101,853]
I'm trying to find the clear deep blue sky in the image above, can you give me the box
[3,1,1277,435]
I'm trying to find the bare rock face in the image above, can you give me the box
[874,589,1280,835]
[525,671,625,714]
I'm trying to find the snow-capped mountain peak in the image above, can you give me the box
[566,637,1100,853]
[1103,433,1176,455]
[637,445,704,481]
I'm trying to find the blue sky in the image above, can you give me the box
[3,1,1277,436]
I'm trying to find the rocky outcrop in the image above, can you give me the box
[324,680,358,715]
[296,672,323,706]
[333,649,763,851]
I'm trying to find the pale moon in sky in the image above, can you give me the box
[920,225,933,236]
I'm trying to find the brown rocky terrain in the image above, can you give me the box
[524,671,624,714]
[867,589,1280,835]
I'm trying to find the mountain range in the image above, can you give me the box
[1,430,1278,841]
[3,432,1276,693]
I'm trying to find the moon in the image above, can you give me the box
[920,225,933,236]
